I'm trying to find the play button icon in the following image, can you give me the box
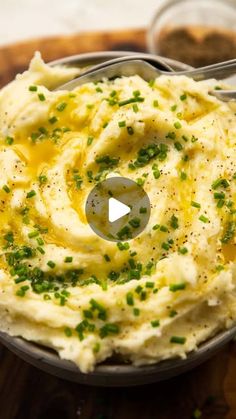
[85,177,150,242]
[108,198,130,222]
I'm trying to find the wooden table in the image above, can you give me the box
[0,29,236,419]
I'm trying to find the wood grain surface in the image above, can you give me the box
[0,28,236,419]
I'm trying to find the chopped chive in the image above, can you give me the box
[148,79,155,87]
[214,192,225,199]
[118,120,126,128]
[117,242,129,251]
[38,93,46,101]
[170,336,186,344]
[64,256,73,263]
[221,221,235,244]
[126,292,134,306]
[103,254,111,262]
[96,87,103,93]
[169,283,186,292]
[2,184,10,193]
[151,320,160,327]
[199,215,209,223]
[169,310,177,318]
[133,307,140,316]
[56,102,67,112]
[191,201,201,208]
[152,224,160,230]
[127,126,134,135]
[110,90,117,97]
[166,131,176,140]
[37,247,45,254]
[189,136,197,144]
[129,217,141,228]
[174,142,183,151]
[5,136,14,145]
[49,116,58,124]
[28,85,38,92]
[133,103,139,113]
[136,177,145,186]
[99,323,120,338]
[38,175,47,184]
[64,327,72,337]
[171,104,177,111]
[93,342,101,353]
[217,199,225,208]
[212,178,229,190]
[87,136,94,146]
[170,214,179,229]
[139,206,147,214]
[133,90,141,97]
[153,100,159,107]
[180,93,187,101]
[160,225,168,232]
[174,121,182,129]
[47,260,56,269]
[145,281,154,288]
[162,242,170,251]
[28,231,39,238]
[118,97,144,106]
[193,408,202,419]
[153,169,161,179]
[178,246,188,254]
[26,190,36,198]
[180,171,187,180]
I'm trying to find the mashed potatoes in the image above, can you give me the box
[0,53,235,373]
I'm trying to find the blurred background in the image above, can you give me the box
[1,0,236,87]
[0,0,162,46]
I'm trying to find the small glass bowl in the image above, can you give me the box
[147,0,236,67]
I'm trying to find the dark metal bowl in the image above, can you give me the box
[1,51,235,387]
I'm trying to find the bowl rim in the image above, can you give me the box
[0,50,235,386]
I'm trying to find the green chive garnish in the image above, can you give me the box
[151,320,160,327]
[191,201,201,208]
[64,256,73,263]
[5,136,14,145]
[49,116,58,124]
[170,336,186,344]
[47,260,56,269]
[169,283,186,292]
[87,136,94,146]
[174,121,182,129]
[29,85,38,92]
[38,93,46,101]
[26,190,36,198]
[126,292,134,306]
[199,215,209,223]
[2,184,10,193]
[56,102,67,112]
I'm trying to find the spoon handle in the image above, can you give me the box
[174,59,236,81]
[211,89,236,102]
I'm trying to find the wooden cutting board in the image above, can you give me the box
[0,29,236,419]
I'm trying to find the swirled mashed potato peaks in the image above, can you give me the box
[0,53,235,372]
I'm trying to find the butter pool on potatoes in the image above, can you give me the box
[0,53,235,373]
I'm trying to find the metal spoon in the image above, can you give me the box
[55,55,236,101]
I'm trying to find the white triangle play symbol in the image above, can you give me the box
[108,197,130,223]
